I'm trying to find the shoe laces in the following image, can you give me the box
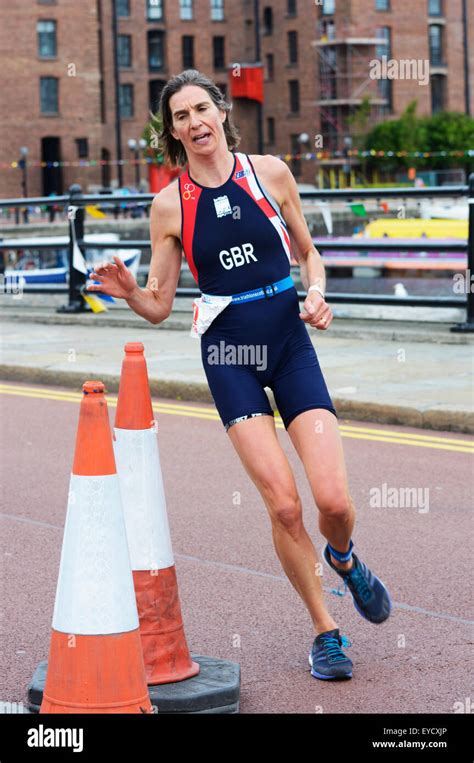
[318,633,351,663]
[348,563,373,604]
[330,579,349,597]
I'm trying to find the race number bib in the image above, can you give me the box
[190,293,232,338]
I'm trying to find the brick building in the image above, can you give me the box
[0,0,472,198]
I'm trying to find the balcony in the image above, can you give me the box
[314,36,386,48]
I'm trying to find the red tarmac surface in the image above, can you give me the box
[1,382,473,714]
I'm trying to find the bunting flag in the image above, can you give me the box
[82,291,108,313]
[318,202,333,234]
[350,203,367,217]
[1,148,473,171]
[85,205,107,219]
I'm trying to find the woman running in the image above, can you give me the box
[88,69,391,681]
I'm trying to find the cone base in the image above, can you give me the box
[40,629,153,714]
[146,652,201,686]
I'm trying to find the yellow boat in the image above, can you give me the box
[361,218,467,239]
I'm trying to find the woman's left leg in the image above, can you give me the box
[286,409,355,570]
[287,408,392,624]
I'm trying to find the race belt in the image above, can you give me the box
[229,275,295,304]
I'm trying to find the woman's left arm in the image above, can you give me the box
[276,159,333,331]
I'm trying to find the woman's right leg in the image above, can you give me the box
[226,413,339,636]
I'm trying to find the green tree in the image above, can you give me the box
[365,103,474,174]
[141,111,165,164]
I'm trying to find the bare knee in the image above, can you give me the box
[269,494,303,536]
[253,466,303,535]
[317,490,354,521]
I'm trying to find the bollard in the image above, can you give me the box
[56,184,88,313]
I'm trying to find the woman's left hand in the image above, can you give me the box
[299,292,333,330]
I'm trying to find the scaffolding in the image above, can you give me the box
[314,15,389,155]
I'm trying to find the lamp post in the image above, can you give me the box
[343,135,353,188]
[112,0,124,188]
[297,132,309,178]
[19,146,29,224]
[127,137,147,187]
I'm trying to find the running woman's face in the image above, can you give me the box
[169,85,226,157]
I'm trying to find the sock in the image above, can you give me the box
[328,539,354,564]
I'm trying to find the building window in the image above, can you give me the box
[429,24,443,65]
[322,0,335,15]
[289,80,299,113]
[431,74,445,112]
[288,31,298,64]
[182,36,194,67]
[375,0,390,10]
[210,0,224,21]
[213,37,225,69]
[290,134,301,176]
[428,0,442,15]
[376,26,392,112]
[40,77,59,113]
[149,79,166,111]
[75,138,89,158]
[146,0,163,21]
[37,20,57,58]
[263,7,273,35]
[287,0,297,15]
[180,0,193,20]
[148,30,165,70]
[119,83,134,117]
[116,0,130,17]
[265,53,274,81]
[267,117,275,144]
[376,26,391,57]
[117,35,132,68]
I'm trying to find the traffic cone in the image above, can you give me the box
[113,342,200,684]
[40,381,153,714]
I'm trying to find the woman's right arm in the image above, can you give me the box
[87,189,182,325]
[125,191,182,324]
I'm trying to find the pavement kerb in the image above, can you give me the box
[1,309,473,344]
[1,364,472,434]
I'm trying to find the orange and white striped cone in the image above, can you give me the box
[113,342,200,685]
[40,381,153,714]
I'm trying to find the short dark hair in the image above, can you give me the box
[156,69,241,168]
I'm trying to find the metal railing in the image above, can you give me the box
[1,175,473,332]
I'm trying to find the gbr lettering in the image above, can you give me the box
[219,243,257,270]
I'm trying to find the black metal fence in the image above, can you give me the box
[1,175,473,332]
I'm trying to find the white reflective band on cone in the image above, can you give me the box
[52,474,139,635]
[113,427,174,571]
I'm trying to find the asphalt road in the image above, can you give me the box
[1,382,473,714]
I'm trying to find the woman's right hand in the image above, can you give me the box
[86,255,138,300]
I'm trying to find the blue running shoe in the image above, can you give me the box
[308,628,353,680]
[323,544,392,624]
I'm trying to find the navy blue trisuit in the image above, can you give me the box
[178,151,337,431]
